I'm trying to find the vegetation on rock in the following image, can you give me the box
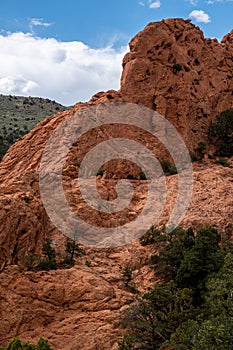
[208,109,233,157]
[24,238,85,271]
[119,226,233,349]
[1,338,51,350]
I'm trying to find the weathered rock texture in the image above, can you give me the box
[0,18,233,349]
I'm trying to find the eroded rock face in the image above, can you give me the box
[0,18,233,349]
[0,243,153,350]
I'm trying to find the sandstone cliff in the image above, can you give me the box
[0,18,233,349]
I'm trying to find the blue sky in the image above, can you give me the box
[0,0,232,105]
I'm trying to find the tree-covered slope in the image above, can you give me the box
[0,94,69,160]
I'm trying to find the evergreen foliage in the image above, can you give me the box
[1,338,51,350]
[119,226,233,349]
[208,109,233,156]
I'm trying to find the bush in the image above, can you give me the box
[122,267,132,286]
[175,227,223,294]
[139,225,162,246]
[23,253,40,270]
[119,226,233,349]
[215,158,232,168]
[1,338,51,350]
[6,338,22,350]
[37,239,57,271]
[96,169,104,176]
[127,174,137,180]
[23,196,31,203]
[24,237,86,271]
[151,227,195,279]
[139,171,147,180]
[160,159,177,175]
[194,141,206,161]
[63,238,85,266]
[36,338,51,350]
[172,63,182,74]
[208,109,233,156]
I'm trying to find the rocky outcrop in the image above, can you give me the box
[0,241,157,349]
[92,19,233,150]
[0,18,233,349]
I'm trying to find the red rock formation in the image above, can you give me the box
[0,18,233,349]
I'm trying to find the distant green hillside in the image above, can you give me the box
[0,94,70,160]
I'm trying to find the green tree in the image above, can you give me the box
[22,343,35,350]
[172,63,182,74]
[209,109,233,156]
[171,254,233,349]
[119,226,233,350]
[151,227,195,280]
[1,339,51,350]
[36,338,51,350]
[194,141,206,161]
[6,338,22,350]
[122,267,132,287]
[121,282,195,349]
[118,336,133,350]
[175,227,222,294]
[64,238,85,265]
[160,159,177,176]
[38,239,57,270]
[139,225,162,246]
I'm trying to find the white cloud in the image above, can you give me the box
[0,76,38,94]
[0,32,127,105]
[29,18,53,33]
[30,18,53,28]
[189,10,211,23]
[139,1,145,6]
[148,0,161,9]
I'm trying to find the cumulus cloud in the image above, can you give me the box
[148,0,161,8]
[189,10,211,23]
[0,77,38,94]
[0,32,127,105]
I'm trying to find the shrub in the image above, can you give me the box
[118,337,133,350]
[6,338,22,350]
[23,253,40,270]
[139,171,147,180]
[172,63,182,74]
[24,237,86,271]
[122,267,132,286]
[36,338,51,350]
[37,239,57,271]
[23,196,31,203]
[160,159,177,175]
[139,225,162,246]
[96,169,104,176]
[215,158,232,168]
[63,238,85,265]
[208,109,233,156]
[176,227,222,292]
[118,226,233,349]
[2,338,51,350]
[85,260,92,267]
[127,174,137,180]
[194,141,206,161]
[151,227,195,280]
